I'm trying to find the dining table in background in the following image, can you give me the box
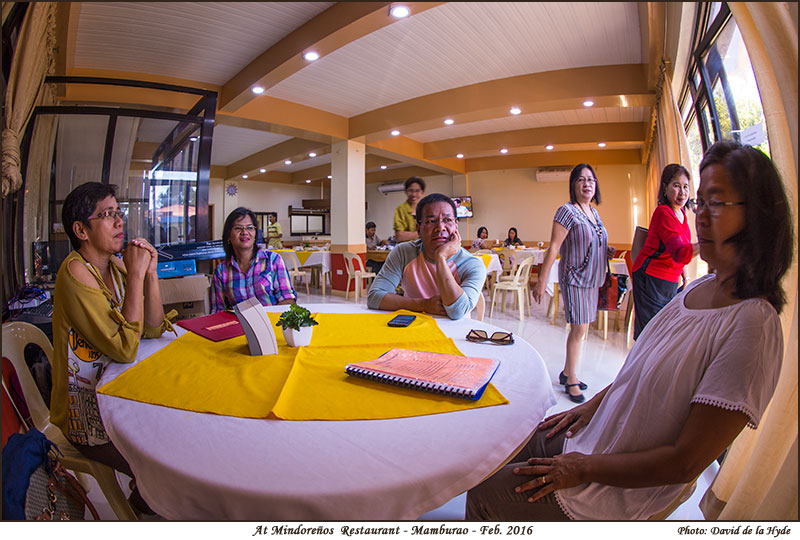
[95,304,557,520]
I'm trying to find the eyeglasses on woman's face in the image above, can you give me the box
[89,209,125,221]
[574,177,596,185]
[232,225,256,233]
[688,198,746,216]
[466,329,514,345]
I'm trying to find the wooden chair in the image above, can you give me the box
[489,256,536,322]
[2,321,138,520]
[279,251,311,295]
[343,252,376,302]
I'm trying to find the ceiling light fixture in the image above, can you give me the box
[583,100,594,107]
[391,130,400,136]
[242,174,248,179]
[443,118,454,125]
[500,148,508,154]
[545,144,554,150]
[305,179,311,183]
[308,152,317,158]
[598,142,606,148]
[327,175,332,179]
[456,153,464,159]
[260,168,266,173]
[389,4,410,18]
[251,86,265,94]
[189,136,198,142]
[284,160,292,165]
[509,107,521,115]
[303,51,320,62]
[380,165,387,169]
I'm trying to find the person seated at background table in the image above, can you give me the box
[471,226,489,250]
[211,207,296,313]
[632,163,699,340]
[504,227,524,247]
[266,212,283,249]
[365,221,388,250]
[393,176,425,242]
[51,182,174,516]
[466,141,792,521]
[368,193,486,320]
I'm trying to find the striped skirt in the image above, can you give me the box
[560,283,599,325]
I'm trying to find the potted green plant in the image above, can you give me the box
[276,304,318,347]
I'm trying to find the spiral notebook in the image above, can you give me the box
[345,348,500,401]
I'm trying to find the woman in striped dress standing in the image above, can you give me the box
[533,164,614,403]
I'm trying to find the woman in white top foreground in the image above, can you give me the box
[466,141,793,520]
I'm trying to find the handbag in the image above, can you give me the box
[24,454,100,520]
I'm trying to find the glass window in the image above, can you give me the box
[685,116,704,183]
[680,92,694,124]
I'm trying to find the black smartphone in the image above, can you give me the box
[387,314,416,327]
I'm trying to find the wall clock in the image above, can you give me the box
[225,183,238,197]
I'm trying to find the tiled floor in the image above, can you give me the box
[82,285,712,520]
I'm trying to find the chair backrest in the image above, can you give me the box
[472,293,485,321]
[343,252,366,274]
[499,248,518,274]
[631,226,648,264]
[2,322,54,434]
[475,249,492,255]
[279,251,301,272]
[511,256,536,286]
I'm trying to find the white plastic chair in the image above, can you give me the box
[279,251,311,295]
[489,256,535,322]
[343,252,376,302]
[2,321,137,520]
[472,293,486,321]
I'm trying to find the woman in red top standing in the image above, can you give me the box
[632,164,698,340]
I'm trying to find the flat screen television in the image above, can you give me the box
[452,196,473,219]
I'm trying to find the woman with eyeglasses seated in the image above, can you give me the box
[210,207,296,313]
[468,141,792,521]
[532,164,616,403]
[368,193,486,320]
[631,164,699,340]
[504,227,524,247]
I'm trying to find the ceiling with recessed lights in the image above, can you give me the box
[60,1,664,186]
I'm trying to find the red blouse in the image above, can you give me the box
[632,204,693,283]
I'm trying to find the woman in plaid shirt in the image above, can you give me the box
[211,207,296,312]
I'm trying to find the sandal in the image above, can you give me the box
[564,383,585,403]
[559,370,588,390]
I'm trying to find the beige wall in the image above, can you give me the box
[209,178,318,241]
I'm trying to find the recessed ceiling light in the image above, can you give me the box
[598,142,606,148]
[500,148,508,154]
[583,100,594,107]
[390,5,410,18]
[545,144,554,150]
[391,130,400,136]
[251,86,265,94]
[633,197,638,203]
[380,165,387,169]
[456,153,464,159]
[443,118,454,125]
[327,175,332,179]
[303,51,319,62]
[284,160,292,165]
[509,107,521,115]
[308,152,317,158]
[242,174,248,179]
[189,136,198,142]
[260,168,266,173]
[305,179,311,183]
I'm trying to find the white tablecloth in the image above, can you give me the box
[96,304,556,520]
[298,250,331,273]
[475,253,503,277]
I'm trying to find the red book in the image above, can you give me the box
[176,311,243,342]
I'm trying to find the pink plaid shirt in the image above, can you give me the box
[211,249,296,312]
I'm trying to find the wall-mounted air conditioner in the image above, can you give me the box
[377,182,405,194]
[535,167,572,182]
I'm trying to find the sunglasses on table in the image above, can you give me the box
[466,329,514,345]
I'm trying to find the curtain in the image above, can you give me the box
[1,1,56,198]
[700,2,799,520]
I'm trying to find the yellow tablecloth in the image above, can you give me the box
[475,253,492,268]
[98,311,507,421]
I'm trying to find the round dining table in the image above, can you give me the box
[96,303,556,520]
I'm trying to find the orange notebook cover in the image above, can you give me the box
[176,311,243,342]
[345,348,500,401]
